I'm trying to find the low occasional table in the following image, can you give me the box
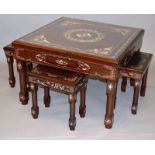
[12,17,144,128]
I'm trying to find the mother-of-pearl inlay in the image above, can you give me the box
[64,29,105,43]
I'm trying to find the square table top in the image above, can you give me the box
[13,17,144,63]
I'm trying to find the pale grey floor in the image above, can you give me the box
[0,14,155,139]
[0,58,155,139]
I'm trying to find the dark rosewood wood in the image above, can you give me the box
[28,65,88,130]
[79,84,87,118]
[12,17,145,128]
[44,87,50,107]
[120,52,153,114]
[30,83,39,119]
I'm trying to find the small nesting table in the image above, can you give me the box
[12,17,144,128]
[28,65,88,130]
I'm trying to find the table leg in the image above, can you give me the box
[16,60,29,105]
[6,55,15,88]
[104,80,116,129]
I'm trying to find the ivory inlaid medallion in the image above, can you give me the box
[64,29,105,43]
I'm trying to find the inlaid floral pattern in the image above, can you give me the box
[61,20,81,26]
[113,28,130,36]
[88,47,113,55]
[33,35,50,44]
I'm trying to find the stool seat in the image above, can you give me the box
[120,52,153,114]
[120,52,153,77]
[28,65,87,94]
[28,65,88,130]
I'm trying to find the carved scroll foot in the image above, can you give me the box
[9,77,16,88]
[31,106,39,119]
[69,117,76,131]
[19,92,29,105]
[131,106,137,115]
[104,114,114,129]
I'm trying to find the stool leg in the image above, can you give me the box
[130,78,135,86]
[140,69,148,97]
[27,62,33,71]
[6,56,15,88]
[68,94,77,131]
[79,84,87,118]
[121,77,127,92]
[131,80,140,115]
[30,83,39,119]
[44,87,51,107]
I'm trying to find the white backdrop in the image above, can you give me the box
[0,15,155,139]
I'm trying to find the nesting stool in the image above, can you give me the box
[119,52,153,114]
[28,65,88,130]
